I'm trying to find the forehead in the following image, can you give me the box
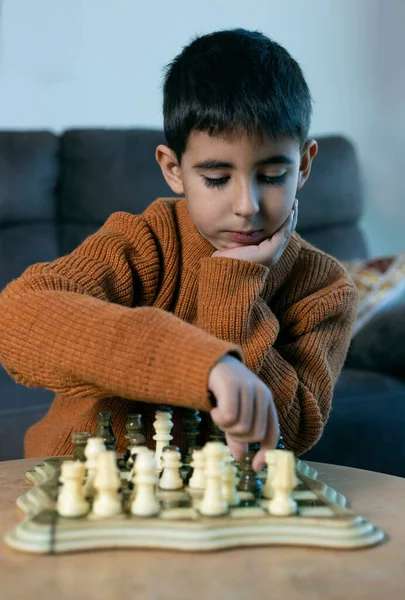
[184,129,300,162]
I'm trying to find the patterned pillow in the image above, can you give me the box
[342,253,405,337]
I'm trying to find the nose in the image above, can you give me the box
[232,182,260,218]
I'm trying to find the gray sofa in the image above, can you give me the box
[1,129,404,475]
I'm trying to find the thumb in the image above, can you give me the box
[225,433,247,462]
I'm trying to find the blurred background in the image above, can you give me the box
[0,0,403,257]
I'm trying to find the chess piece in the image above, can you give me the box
[276,435,285,449]
[123,413,145,466]
[159,446,183,490]
[180,408,201,466]
[83,437,106,498]
[153,409,173,471]
[262,449,281,499]
[209,419,226,444]
[71,431,92,462]
[57,461,89,518]
[199,442,228,516]
[268,450,298,516]
[237,451,262,498]
[222,447,240,506]
[92,451,122,517]
[130,450,160,517]
[95,411,116,450]
[188,448,205,490]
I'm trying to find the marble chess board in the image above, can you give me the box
[4,456,384,554]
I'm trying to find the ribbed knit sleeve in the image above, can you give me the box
[195,251,358,455]
[0,211,241,413]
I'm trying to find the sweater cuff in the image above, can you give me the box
[196,257,269,341]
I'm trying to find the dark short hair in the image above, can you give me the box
[163,28,313,161]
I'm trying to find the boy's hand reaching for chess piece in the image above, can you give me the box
[211,199,298,267]
[208,355,279,471]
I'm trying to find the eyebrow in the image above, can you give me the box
[192,155,295,170]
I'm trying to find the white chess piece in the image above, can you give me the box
[92,451,122,517]
[131,450,160,517]
[159,447,183,490]
[262,449,282,499]
[188,449,205,490]
[153,410,173,472]
[268,450,298,516]
[221,449,240,506]
[57,461,89,518]
[129,445,150,487]
[199,442,228,516]
[83,437,106,498]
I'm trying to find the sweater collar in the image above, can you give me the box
[175,198,301,290]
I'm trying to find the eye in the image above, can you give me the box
[203,176,230,189]
[258,173,287,186]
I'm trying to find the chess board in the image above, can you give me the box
[4,457,385,553]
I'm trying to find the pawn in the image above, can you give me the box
[123,413,145,467]
[188,448,205,490]
[83,437,106,499]
[131,450,160,517]
[237,451,262,498]
[128,445,150,488]
[199,442,228,517]
[95,411,116,450]
[92,451,122,517]
[57,461,89,518]
[262,449,281,499]
[126,433,147,471]
[159,446,183,490]
[268,450,298,516]
[222,449,240,507]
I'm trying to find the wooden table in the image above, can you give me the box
[1,459,404,600]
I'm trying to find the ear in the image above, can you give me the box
[155,144,185,195]
[296,139,318,191]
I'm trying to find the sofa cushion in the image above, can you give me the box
[0,131,58,223]
[0,365,54,460]
[301,369,405,477]
[0,224,59,289]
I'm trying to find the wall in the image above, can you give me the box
[0,0,403,257]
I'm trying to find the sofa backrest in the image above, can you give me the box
[0,129,367,274]
[57,129,367,260]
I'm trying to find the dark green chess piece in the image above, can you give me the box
[95,411,116,450]
[71,431,91,462]
[237,445,262,500]
[123,413,145,466]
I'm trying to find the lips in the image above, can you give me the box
[228,229,264,242]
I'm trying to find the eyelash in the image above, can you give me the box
[203,174,287,189]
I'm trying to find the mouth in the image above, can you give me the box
[227,229,264,242]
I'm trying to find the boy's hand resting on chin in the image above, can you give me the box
[208,355,279,471]
[212,199,298,267]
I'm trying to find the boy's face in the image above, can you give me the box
[156,129,317,251]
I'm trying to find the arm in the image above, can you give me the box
[196,252,358,455]
[0,212,241,411]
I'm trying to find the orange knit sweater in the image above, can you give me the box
[0,198,357,458]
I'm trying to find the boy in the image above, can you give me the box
[0,29,357,470]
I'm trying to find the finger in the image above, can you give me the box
[252,401,280,472]
[210,389,240,429]
[223,383,254,438]
[225,433,247,462]
[291,199,298,232]
[246,384,267,442]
